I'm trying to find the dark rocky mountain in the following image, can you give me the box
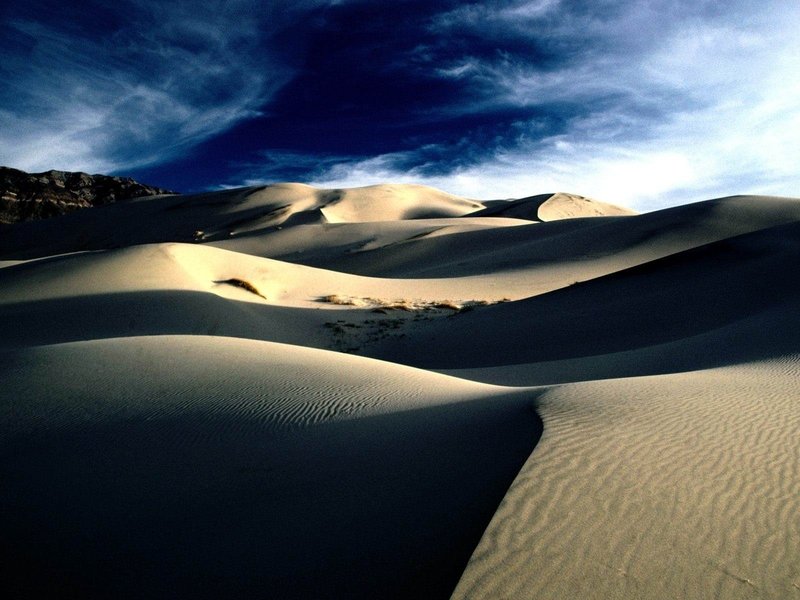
[0,166,177,225]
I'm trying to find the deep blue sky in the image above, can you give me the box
[1,0,798,209]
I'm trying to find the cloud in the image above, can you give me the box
[222,149,358,188]
[4,0,797,209]
[0,0,325,173]
[311,88,800,211]
[304,0,800,209]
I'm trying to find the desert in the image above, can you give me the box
[2,181,799,598]
[3,0,799,597]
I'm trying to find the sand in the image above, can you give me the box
[1,336,539,598]
[453,361,800,599]
[1,182,799,598]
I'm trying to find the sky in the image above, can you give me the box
[1,0,799,210]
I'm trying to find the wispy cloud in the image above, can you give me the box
[3,0,798,208]
[0,0,325,173]
[306,0,800,209]
[220,149,359,188]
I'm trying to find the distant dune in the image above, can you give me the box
[470,191,636,221]
[2,182,799,599]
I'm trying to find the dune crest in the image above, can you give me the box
[2,181,799,599]
[537,191,637,220]
[453,360,800,599]
[468,191,635,222]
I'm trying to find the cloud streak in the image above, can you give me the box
[2,0,798,209]
[0,0,315,173]
[302,0,800,209]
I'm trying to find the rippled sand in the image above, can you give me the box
[2,185,799,598]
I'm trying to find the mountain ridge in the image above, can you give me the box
[0,166,177,225]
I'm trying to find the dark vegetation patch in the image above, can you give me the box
[215,278,266,300]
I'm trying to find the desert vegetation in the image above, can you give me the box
[318,294,509,313]
[215,278,266,299]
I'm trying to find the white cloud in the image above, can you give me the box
[312,85,800,211]
[0,0,304,173]
[221,149,358,188]
[312,0,800,210]
[502,0,561,20]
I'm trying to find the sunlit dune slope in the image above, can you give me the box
[2,182,800,600]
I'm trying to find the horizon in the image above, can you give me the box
[2,0,799,211]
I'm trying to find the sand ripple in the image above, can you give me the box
[454,359,800,599]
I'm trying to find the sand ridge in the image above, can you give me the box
[453,360,800,599]
[2,184,800,599]
[1,335,540,598]
[365,217,800,373]
[469,191,636,221]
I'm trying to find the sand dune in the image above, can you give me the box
[0,183,484,260]
[0,240,586,350]
[366,219,800,375]
[208,216,530,270]
[469,191,636,221]
[2,184,799,599]
[296,194,800,278]
[453,360,800,600]
[213,194,800,282]
[1,336,539,598]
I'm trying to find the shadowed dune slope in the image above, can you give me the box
[0,183,485,260]
[442,300,800,385]
[0,336,540,600]
[365,219,800,374]
[246,195,800,278]
[0,240,585,352]
[0,185,262,259]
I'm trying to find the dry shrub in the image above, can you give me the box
[319,294,357,305]
[320,295,412,310]
[384,301,414,311]
[431,300,461,311]
[216,278,266,300]
[319,295,507,312]
[320,294,375,307]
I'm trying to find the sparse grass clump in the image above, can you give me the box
[319,294,511,312]
[215,278,266,300]
[320,294,358,305]
[381,299,414,311]
[431,300,461,311]
[318,295,412,310]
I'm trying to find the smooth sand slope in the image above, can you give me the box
[367,218,800,381]
[1,336,539,599]
[2,184,799,599]
[0,183,487,260]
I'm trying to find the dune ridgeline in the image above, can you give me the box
[2,181,799,599]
